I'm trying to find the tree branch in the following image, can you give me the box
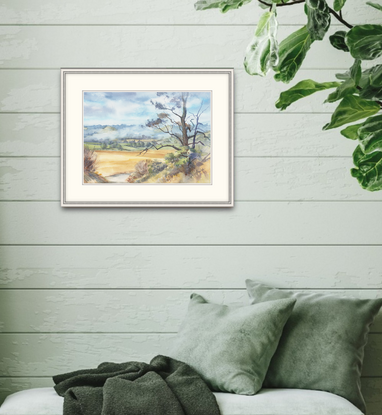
[156,125,183,145]
[168,108,182,119]
[202,153,210,162]
[139,143,181,156]
[188,101,208,148]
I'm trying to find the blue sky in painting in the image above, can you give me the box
[83,91,211,127]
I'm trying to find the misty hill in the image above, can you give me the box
[83,123,211,142]
[102,126,117,132]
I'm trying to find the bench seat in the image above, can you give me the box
[0,387,363,415]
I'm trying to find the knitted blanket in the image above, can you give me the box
[53,355,221,415]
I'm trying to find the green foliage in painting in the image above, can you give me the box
[195,0,382,191]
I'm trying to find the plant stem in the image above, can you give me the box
[258,0,305,7]
[257,1,354,29]
[328,7,353,29]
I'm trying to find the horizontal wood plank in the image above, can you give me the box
[0,70,59,113]
[0,377,381,415]
[0,334,173,376]
[235,114,356,157]
[0,69,352,114]
[0,113,357,158]
[0,114,59,156]
[1,289,381,333]
[0,332,381,376]
[1,245,382,289]
[0,0,376,25]
[2,157,381,202]
[0,26,358,69]
[1,202,382,245]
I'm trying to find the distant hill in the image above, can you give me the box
[102,126,117,132]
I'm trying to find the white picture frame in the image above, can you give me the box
[61,68,234,207]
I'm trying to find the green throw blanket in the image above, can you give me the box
[53,355,221,415]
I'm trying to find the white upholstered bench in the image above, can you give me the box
[0,387,363,415]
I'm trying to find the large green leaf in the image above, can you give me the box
[194,0,252,12]
[329,31,349,52]
[350,59,362,84]
[276,79,339,110]
[274,26,313,83]
[325,79,357,103]
[244,8,279,76]
[367,2,382,11]
[359,65,382,99]
[343,115,382,191]
[357,114,382,154]
[323,95,380,130]
[335,59,362,83]
[340,123,363,139]
[351,146,382,191]
[345,25,382,60]
[327,60,361,102]
[333,0,347,11]
[305,0,331,41]
[335,71,351,81]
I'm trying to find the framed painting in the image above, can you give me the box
[61,68,234,207]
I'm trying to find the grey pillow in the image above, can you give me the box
[246,280,382,413]
[169,293,296,395]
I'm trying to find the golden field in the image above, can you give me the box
[94,149,173,177]
[89,149,211,184]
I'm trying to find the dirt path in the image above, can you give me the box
[105,173,131,183]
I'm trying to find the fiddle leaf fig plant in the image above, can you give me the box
[195,0,382,191]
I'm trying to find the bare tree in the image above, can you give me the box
[142,92,209,154]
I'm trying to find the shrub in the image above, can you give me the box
[135,160,149,177]
[84,148,97,173]
[148,161,166,175]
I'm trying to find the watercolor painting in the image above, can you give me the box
[83,91,211,184]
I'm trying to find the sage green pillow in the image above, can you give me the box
[246,280,382,413]
[169,293,296,395]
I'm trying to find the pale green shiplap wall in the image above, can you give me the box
[1,0,382,412]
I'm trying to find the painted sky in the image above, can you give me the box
[83,91,211,127]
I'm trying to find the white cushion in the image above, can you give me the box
[215,389,363,414]
[0,387,363,415]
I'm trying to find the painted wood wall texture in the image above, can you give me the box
[0,0,382,413]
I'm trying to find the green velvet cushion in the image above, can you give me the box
[246,280,382,413]
[169,293,296,395]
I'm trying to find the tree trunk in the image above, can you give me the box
[181,93,189,147]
